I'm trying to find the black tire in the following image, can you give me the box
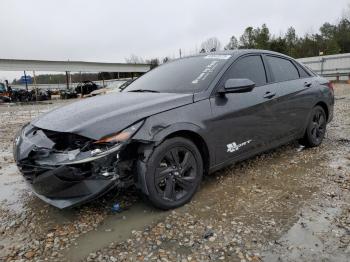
[143,137,203,210]
[300,106,327,147]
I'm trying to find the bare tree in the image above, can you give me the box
[145,58,160,69]
[200,37,221,53]
[125,54,145,64]
[342,3,350,19]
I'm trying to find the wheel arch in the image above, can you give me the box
[134,121,213,171]
[314,101,329,121]
[301,101,330,136]
[299,101,328,147]
[134,125,212,196]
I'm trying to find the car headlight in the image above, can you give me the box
[94,120,144,144]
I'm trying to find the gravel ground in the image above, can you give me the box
[1,85,350,262]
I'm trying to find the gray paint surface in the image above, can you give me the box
[32,92,193,139]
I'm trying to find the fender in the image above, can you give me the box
[134,121,202,143]
[133,122,213,196]
[134,120,214,161]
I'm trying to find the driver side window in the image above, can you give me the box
[222,55,267,87]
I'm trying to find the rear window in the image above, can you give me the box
[266,56,299,82]
[295,63,310,78]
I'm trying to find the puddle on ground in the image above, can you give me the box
[0,161,28,212]
[63,202,166,261]
[262,205,349,262]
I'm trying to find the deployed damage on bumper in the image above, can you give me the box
[13,122,142,209]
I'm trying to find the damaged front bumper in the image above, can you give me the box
[29,166,118,209]
[13,124,129,209]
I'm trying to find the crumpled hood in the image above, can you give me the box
[32,92,193,139]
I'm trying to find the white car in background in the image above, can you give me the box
[88,81,125,96]
[88,79,135,96]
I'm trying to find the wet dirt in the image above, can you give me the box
[0,100,75,212]
[64,203,167,261]
[1,85,350,261]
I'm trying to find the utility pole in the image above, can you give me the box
[101,72,105,87]
[66,59,70,90]
[65,71,70,90]
[23,70,28,91]
[33,71,38,101]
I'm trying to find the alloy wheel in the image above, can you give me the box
[155,146,197,201]
[311,109,326,143]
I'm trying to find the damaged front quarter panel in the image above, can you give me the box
[14,124,55,162]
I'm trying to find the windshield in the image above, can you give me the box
[124,55,230,93]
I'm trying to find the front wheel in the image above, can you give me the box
[300,106,327,147]
[143,137,203,210]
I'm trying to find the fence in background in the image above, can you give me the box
[297,53,350,81]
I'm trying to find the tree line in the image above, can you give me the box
[220,18,350,58]
[128,10,350,66]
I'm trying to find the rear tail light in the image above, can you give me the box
[327,82,335,91]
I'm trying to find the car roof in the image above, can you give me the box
[189,49,295,60]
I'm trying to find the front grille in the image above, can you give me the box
[18,159,93,183]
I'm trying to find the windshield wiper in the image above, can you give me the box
[128,89,160,93]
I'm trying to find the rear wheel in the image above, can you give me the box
[300,106,327,147]
[143,137,203,209]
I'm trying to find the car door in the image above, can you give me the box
[209,54,280,165]
[263,55,313,140]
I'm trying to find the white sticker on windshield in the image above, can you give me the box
[192,61,219,84]
[204,55,231,60]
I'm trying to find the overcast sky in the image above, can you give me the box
[0,0,349,81]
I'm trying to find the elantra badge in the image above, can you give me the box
[227,140,252,153]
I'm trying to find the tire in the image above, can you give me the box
[300,106,327,147]
[143,137,203,210]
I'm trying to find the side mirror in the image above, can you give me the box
[219,78,255,94]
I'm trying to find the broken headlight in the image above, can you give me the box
[94,120,144,144]
[58,121,144,165]
[21,121,144,166]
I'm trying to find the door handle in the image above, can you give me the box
[304,81,312,87]
[263,91,276,99]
